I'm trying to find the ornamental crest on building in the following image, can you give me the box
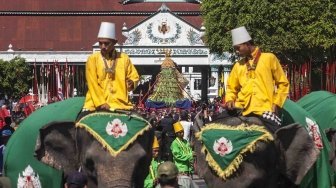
[158,20,170,34]
[122,4,204,46]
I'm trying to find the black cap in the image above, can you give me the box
[66,171,87,187]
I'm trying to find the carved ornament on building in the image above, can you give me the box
[146,22,181,44]
[123,47,208,56]
[187,29,203,45]
[124,29,142,45]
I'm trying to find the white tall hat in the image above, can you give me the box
[97,22,116,40]
[231,26,252,46]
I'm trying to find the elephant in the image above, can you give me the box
[191,111,320,188]
[34,111,154,188]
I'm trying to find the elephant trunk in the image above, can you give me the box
[106,179,132,188]
[96,163,133,187]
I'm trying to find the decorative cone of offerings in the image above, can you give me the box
[146,50,191,109]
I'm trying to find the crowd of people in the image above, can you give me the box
[142,106,212,188]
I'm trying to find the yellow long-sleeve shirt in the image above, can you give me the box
[225,47,289,116]
[83,51,139,111]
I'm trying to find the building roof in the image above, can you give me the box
[0,1,202,51]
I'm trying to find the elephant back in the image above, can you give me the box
[4,97,85,188]
[297,91,336,132]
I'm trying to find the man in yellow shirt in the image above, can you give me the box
[82,22,139,112]
[225,26,289,132]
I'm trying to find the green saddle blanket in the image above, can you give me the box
[196,123,273,180]
[76,112,150,156]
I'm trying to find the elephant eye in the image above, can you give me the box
[85,158,95,172]
[45,141,64,151]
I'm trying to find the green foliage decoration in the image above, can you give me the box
[149,68,185,106]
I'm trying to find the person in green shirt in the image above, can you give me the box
[170,121,193,188]
[144,136,162,188]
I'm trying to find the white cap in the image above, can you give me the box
[231,26,252,46]
[97,22,116,40]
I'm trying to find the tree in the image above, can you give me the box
[201,0,336,64]
[0,57,32,99]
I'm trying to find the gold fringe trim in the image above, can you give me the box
[76,112,151,157]
[196,123,273,180]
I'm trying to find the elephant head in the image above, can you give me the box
[192,111,319,188]
[35,120,154,188]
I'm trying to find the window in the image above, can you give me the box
[194,79,201,90]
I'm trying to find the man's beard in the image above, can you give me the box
[101,49,107,56]
[101,48,114,58]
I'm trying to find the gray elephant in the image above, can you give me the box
[192,111,320,188]
[34,111,154,188]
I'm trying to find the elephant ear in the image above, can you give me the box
[274,123,319,185]
[35,121,78,174]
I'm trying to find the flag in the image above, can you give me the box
[57,88,64,101]
[33,62,39,97]
[71,65,75,97]
[39,63,48,106]
[64,60,69,99]
[55,61,62,100]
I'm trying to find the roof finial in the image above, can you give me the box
[122,22,127,30]
[7,44,14,52]
[158,3,170,12]
[164,49,172,57]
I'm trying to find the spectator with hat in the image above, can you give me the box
[144,136,163,188]
[156,161,180,188]
[81,21,139,114]
[170,122,193,188]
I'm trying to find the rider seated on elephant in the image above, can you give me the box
[170,122,194,188]
[144,136,163,188]
[80,21,139,118]
[225,26,289,132]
